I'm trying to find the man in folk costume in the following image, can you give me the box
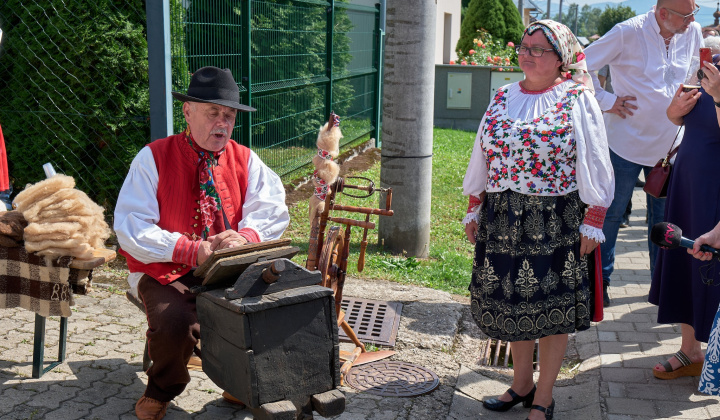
[114,66,289,420]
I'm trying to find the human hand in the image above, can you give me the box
[606,95,637,119]
[687,221,720,261]
[207,230,248,251]
[580,235,599,256]
[197,241,213,266]
[465,221,478,245]
[667,85,701,122]
[700,61,720,102]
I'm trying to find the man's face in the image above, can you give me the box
[183,102,237,152]
[662,0,698,34]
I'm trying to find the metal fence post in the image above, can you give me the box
[241,0,252,148]
[325,0,335,120]
[372,4,384,148]
[146,0,173,141]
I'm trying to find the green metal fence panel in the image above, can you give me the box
[0,0,382,218]
[170,0,382,179]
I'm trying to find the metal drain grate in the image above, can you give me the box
[339,297,402,347]
[345,361,439,396]
[480,338,539,371]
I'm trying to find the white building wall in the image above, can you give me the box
[435,0,461,64]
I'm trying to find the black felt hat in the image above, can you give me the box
[172,66,255,112]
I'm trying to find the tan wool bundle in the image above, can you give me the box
[14,175,111,259]
[308,117,342,223]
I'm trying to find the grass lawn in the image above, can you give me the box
[284,127,477,296]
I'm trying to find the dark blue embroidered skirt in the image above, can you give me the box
[469,190,591,341]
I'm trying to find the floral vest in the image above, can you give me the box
[481,83,585,195]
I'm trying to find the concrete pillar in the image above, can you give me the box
[378,0,435,258]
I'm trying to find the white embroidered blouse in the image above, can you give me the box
[463,80,615,241]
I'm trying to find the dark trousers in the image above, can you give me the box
[138,273,203,402]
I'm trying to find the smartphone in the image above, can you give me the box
[698,47,713,80]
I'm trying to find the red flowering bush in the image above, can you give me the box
[455,29,518,71]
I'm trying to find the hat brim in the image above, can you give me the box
[172,92,256,112]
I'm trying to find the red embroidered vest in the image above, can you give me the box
[119,133,250,284]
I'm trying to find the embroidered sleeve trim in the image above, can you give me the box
[462,212,480,225]
[172,235,201,267]
[580,224,606,243]
[238,227,260,243]
[467,195,483,213]
[583,206,607,229]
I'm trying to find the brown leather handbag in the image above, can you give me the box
[644,127,681,199]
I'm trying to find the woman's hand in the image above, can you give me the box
[701,61,720,101]
[688,221,720,261]
[606,95,637,119]
[580,235,599,256]
[465,221,478,245]
[207,230,248,251]
[666,85,701,125]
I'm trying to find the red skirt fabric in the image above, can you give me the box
[0,125,9,191]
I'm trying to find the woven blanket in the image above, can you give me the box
[0,247,73,317]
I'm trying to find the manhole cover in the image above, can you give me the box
[340,297,402,347]
[345,361,439,397]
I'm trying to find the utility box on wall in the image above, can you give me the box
[435,65,523,132]
[446,73,472,109]
[490,71,524,101]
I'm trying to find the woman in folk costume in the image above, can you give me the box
[462,21,614,420]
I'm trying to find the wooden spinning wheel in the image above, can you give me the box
[317,226,345,316]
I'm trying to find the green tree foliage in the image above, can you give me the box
[0,0,150,210]
[597,5,637,36]
[457,0,524,55]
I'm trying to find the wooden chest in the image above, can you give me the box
[197,284,342,416]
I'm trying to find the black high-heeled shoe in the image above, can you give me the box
[482,385,536,412]
[526,398,555,420]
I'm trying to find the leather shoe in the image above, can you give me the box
[135,396,170,420]
[483,385,535,412]
[603,282,610,307]
[222,391,247,408]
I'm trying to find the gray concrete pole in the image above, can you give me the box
[518,0,524,24]
[546,0,551,19]
[558,0,563,22]
[377,0,435,258]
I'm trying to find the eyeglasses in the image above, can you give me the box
[664,5,700,23]
[515,45,556,57]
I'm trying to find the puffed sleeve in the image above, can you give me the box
[237,151,290,241]
[461,114,489,224]
[573,90,615,242]
[114,146,182,263]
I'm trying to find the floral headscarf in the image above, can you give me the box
[523,20,594,92]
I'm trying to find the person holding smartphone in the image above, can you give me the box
[647,49,720,381]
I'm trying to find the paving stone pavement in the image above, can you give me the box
[2,187,720,419]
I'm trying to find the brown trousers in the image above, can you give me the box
[137,272,203,402]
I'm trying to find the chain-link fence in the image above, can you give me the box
[0,0,382,218]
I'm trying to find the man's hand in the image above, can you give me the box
[688,221,720,261]
[667,85,701,124]
[465,221,478,245]
[197,241,213,266]
[606,95,638,119]
[580,235,599,256]
[207,230,248,251]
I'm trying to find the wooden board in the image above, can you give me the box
[69,247,116,270]
[194,238,292,278]
[200,246,300,287]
